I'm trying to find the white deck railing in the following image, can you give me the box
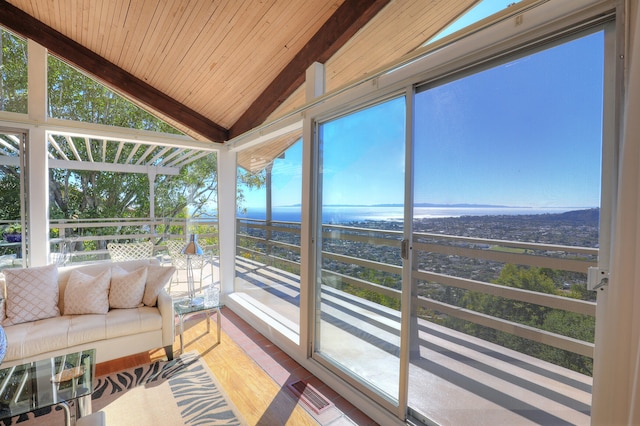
[47,217,219,263]
[237,217,597,362]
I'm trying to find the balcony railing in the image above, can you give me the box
[236,216,595,424]
[47,217,219,264]
[237,217,597,366]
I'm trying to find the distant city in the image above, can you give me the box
[238,204,597,226]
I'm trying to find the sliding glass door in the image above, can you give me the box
[408,29,605,425]
[311,25,608,425]
[313,96,406,405]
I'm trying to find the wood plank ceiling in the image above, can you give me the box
[0,0,477,171]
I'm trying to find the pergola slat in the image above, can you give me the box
[113,141,125,164]
[148,146,173,167]
[84,138,94,163]
[160,148,187,165]
[170,150,210,169]
[65,136,82,162]
[48,135,69,161]
[125,143,142,164]
[136,145,158,165]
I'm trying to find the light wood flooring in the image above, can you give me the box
[96,308,374,425]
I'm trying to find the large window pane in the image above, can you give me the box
[315,96,406,403]
[46,132,218,268]
[235,133,303,343]
[0,29,28,114]
[47,56,180,133]
[0,130,26,267]
[409,31,603,425]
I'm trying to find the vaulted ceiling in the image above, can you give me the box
[0,0,477,163]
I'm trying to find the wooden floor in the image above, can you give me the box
[96,308,373,425]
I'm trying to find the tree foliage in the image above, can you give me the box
[44,57,216,224]
[48,56,180,132]
[0,166,21,221]
[156,155,219,219]
[438,264,595,375]
[0,30,28,113]
[236,168,266,214]
[0,43,263,238]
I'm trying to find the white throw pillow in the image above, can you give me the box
[109,265,148,309]
[143,265,175,307]
[3,264,60,325]
[64,268,111,315]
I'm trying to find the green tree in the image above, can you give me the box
[494,264,556,293]
[0,165,21,220]
[236,168,266,214]
[48,56,179,132]
[156,155,219,220]
[539,310,594,374]
[458,264,556,327]
[44,57,265,224]
[0,29,28,113]
[0,44,264,240]
[445,264,594,375]
[45,56,187,224]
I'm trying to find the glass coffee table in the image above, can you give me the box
[174,296,222,354]
[0,349,95,426]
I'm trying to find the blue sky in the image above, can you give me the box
[428,0,521,43]
[414,31,604,208]
[239,1,604,210]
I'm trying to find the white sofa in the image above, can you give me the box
[1,259,175,368]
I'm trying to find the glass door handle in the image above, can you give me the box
[401,239,410,260]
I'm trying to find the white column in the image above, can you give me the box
[148,168,157,237]
[217,148,237,296]
[27,40,49,266]
[265,163,273,257]
[305,62,325,101]
[148,169,157,217]
[27,40,47,122]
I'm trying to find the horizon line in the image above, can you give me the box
[268,203,600,209]
[245,204,600,209]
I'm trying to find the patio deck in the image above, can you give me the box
[165,256,592,425]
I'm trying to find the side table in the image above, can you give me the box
[173,299,222,354]
[0,349,96,425]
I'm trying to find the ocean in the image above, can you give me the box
[237,206,583,224]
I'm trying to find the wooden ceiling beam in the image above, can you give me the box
[0,1,228,143]
[229,0,390,140]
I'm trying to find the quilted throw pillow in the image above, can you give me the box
[109,265,148,309]
[143,265,175,307]
[64,268,111,315]
[3,264,60,325]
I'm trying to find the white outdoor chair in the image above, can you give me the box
[165,239,208,293]
[50,238,71,266]
[0,254,16,270]
[107,241,154,262]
